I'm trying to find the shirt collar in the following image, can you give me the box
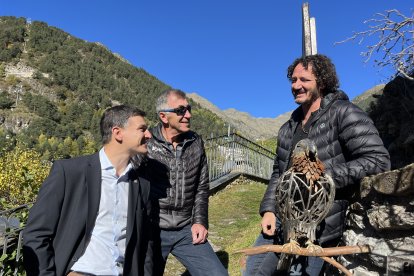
[99,148,113,170]
[99,148,133,178]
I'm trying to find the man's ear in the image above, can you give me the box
[112,126,123,142]
[159,112,169,124]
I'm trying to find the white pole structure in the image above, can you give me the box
[302,2,317,56]
[310,17,317,55]
[302,2,311,57]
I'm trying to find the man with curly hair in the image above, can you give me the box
[244,54,390,275]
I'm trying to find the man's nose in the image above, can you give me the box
[292,81,302,90]
[184,109,192,118]
[145,130,152,139]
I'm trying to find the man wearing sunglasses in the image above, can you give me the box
[142,89,227,276]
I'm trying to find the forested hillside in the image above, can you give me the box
[0,16,227,160]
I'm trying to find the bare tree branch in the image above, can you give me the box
[236,244,370,275]
[236,244,370,257]
[321,256,352,276]
[336,9,414,81]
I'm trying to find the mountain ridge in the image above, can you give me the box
[188,93,291,141]
[0,16,386,157]
[0,16,229,157]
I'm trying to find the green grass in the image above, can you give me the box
[164,176,267,276]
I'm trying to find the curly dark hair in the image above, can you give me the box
[287,54,339,95]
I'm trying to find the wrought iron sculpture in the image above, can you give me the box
[275,138,336,271]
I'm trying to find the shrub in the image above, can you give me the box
[0,146,51,209]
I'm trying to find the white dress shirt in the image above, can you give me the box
[71,148,131,275]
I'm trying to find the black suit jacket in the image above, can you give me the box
[23,153,151,276]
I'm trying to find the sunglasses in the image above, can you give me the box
[159,105,192,116]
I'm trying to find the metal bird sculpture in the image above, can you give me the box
[275,138,336,271]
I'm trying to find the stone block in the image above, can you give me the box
[367,204,414,230]
[360,164,414,198]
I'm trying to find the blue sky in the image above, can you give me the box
[2,1,413,117]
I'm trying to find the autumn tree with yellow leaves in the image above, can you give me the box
[0,146,51,209]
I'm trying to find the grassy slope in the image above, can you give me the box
[164,177,267,276]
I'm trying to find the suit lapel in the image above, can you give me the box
[84,155,151,247]
[86,153,102,235]
[126,170,150,245]
[138,175,150,205]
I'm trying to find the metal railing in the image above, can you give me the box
[0,204,29,275]
[205,133,275,182]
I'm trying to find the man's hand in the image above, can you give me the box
[261,212,276,236]
[191,223,208,244]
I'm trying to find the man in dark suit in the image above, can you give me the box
[23,105,152,276]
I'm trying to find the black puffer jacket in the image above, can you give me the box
[146,124,209,229]
[260,90,390,243]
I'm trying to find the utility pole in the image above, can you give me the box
[302,2,317,56]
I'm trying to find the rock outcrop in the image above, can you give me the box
[369,76,414,169]
[341,163,414,275]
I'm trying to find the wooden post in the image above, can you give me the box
[302,3,311,56]
[310,17,317,55]
[302,2,317,56]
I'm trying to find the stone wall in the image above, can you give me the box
[368,76,414,169]
[341,163,414,275]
